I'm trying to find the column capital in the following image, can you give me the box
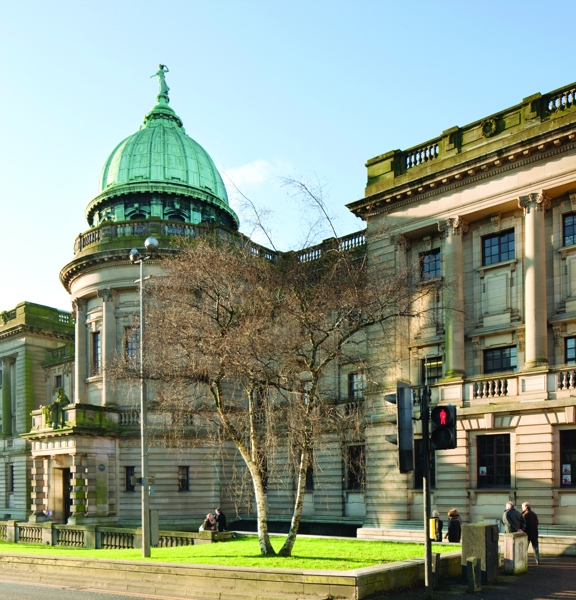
[97,288,115,303]
[390,234,411,250]
[518,191,550,214]
[438,216,469,235]
[1,355,16,367]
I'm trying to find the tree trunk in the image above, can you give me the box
[278,447,308,557]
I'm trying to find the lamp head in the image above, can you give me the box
[129,248,141,263]
[144,237,159,253]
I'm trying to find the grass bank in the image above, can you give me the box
[0,536,458,570]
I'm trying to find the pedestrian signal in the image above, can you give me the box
[430,404,457,450]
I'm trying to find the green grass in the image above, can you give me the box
[0,536,458,570]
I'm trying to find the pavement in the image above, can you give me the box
[369,555,576,600]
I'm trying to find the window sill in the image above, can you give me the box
[477,258,517,275]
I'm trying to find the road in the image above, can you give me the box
[0,578,193,600]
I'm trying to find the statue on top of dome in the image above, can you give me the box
[151,64,170,103]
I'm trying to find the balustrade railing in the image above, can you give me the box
[99,529,135,549]
[473,377,509,399]
[119,410,141,426]
[405,140,440,170]
[18,524,43,544]
[557,369,576,391]
[0,523,7,541]
[55,527,84,547]
[546,86,576,114]
[158,533,195,547]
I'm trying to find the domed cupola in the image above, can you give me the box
[85,65,238,230]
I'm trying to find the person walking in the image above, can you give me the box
[215,507,227,532]
[522,502,540,564]
[445,508,461,542]
[503,501,526,533]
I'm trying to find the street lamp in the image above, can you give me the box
[129,236,158,558]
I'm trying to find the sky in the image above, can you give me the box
[1,0,576,312]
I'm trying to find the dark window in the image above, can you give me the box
[421,356,443,385]
[54,374,63,389]
[178,466,189,491]
[420,248,441,280]
[477,434,510,488]
[124,326,140,368]
[413,438,435,489]
[566,337,576,364]
[484,346,517,374]
[91,331,101,376]
[346,445,365,491]
[125,466,136,492]
[560,430,576,487]
[563,213,576,247]
[305,452,314,492]
[6,464,14,493]
[482,230,515,266]
[348,372,366,401]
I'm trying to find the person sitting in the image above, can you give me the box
[199,513,217,532]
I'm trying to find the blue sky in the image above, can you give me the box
[1,0,576,311]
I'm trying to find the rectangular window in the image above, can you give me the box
[482,230,515,266]
[54,374,63,389]
[563,213,576,247]
[560,429,576,487]
[178,466,190,491]
[477,434,510,488]
[413,439,435,489]
[348,372,366,401]
[345,445,365,491]
[484,346,517,374]
[124,326,140,369]
[420,248,441,280]
[91,331,101,376]
[566,337,576,364]
[125,466,136,492]
[305,451,314,492]
[421,356,443,385]
[6,464,14,493]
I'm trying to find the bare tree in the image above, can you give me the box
[133,223,441,557]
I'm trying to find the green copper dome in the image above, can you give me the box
[85,70,238,230]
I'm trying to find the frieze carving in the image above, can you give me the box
[569,191,576,212]
[438,216,469,235]
[471,337,483,358]
[390,234,411,251]
[516,330,525,352]
[490,213,501,231]
[518,191,551,214]
[553,324,563,347]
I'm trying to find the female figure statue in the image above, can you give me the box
[151,64,170,100]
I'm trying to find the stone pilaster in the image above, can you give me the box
[68,454,87,524]
[438,217,468,379]
[73,299,88,404]
[97,289,116,406]
[518,192,550,369]
[1,356,15,436]
[29,457,48,522]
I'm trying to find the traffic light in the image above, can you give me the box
[430,404,457,450]
[384,381,414,473]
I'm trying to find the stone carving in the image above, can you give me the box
[481,118,498,138]
[438,216,469,235]
[518,191,550,214]
[490,213,501,231]
[45,388,69,429]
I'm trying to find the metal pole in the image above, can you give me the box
[139,257,150,558]
[422,384,432,598]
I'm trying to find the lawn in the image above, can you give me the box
[0,536,458,570]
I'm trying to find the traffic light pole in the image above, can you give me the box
[422,385,433,599]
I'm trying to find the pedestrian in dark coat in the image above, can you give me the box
[503,501,526,533]
[522,502,540,564]
[445,508,461,542]
[215,507,227,532]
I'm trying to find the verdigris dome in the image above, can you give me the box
[85,68,238,230]
[98,104,228,204]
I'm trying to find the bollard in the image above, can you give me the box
[467,557,482,592]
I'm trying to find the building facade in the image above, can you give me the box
[2,76,576,533]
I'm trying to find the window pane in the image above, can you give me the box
[477,434,510,488]
[178,466,189,491]
[566,337,576,364]
[420,249,441,280]
[561,430,576,487]
[482,230,515,266]
[125,466,135,492]
[564,214,576,247]
[484,346,517,374]
[421,356,443,384]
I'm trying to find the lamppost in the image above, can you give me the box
[129,236,158,558]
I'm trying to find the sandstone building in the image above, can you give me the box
[1,77,576,535]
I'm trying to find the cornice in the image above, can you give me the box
[351,127,576,219]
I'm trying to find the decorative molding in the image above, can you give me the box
[438,216,469,235]
[484,413,495,430]
[97,288,115,303]
[490,213,501,231]
[516,330,525,352]
[481,118,498,138]
[471,337,483,358]
[390,234,411,251]
[569,191,576,212]
[553,324,563,347]
[518,191,551,214]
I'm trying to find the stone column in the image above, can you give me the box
[438,217,468,379]
[519,192,550,369]
[73,299,87,404]
[1,356,15,436]
[97,289,116,406]
[69,454,87,524]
